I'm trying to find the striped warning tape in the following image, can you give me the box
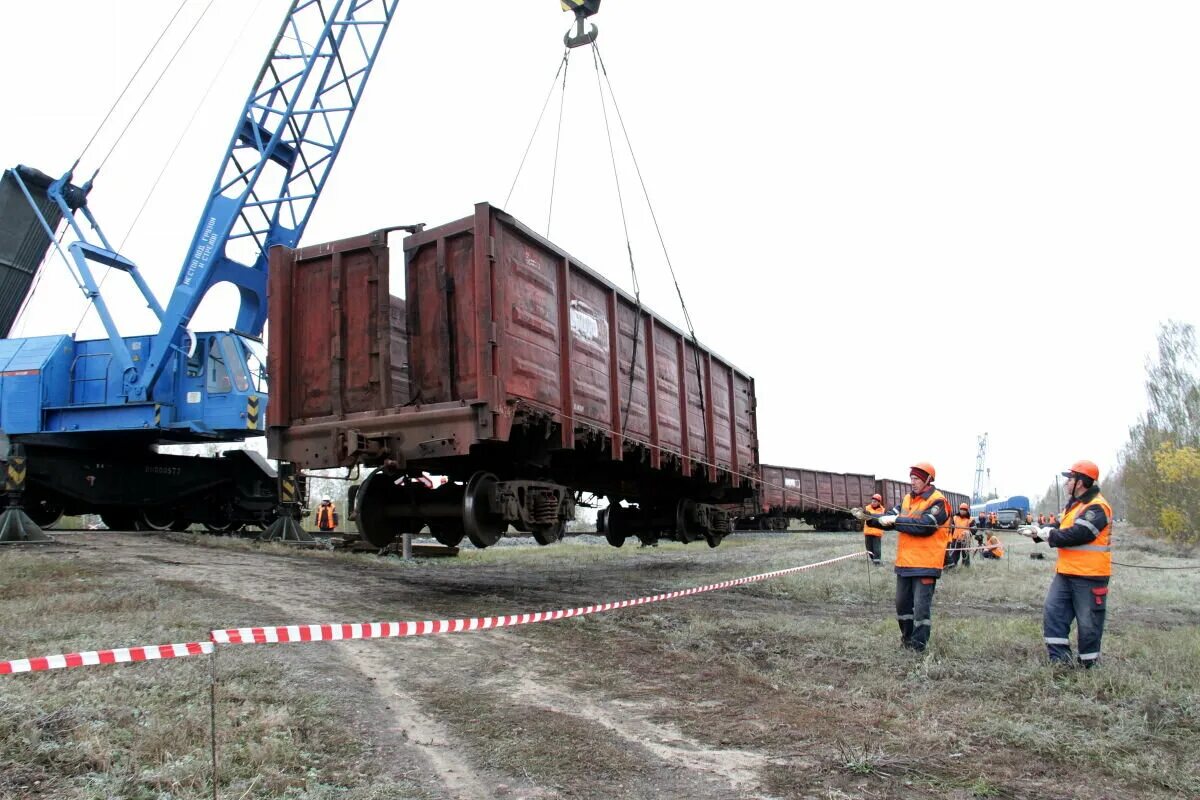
[210,551,869,645]
[0,641,214,675]
[1,551,868,674]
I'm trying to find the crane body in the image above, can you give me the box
[0,0,399,530]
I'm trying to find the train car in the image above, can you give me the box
[268,204,759,549]
[746,466,875,531]
[874,478,909,510]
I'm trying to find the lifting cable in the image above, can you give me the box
[590,40,708,444]
[13,1,189,335]
[545,51,573,237]
[94,0,215,176]
[72,0,221,338]
[503,51,570,211]
[589,44,642,435]
[74,0,190,170]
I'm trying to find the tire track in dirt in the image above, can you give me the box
[81,534,495,800]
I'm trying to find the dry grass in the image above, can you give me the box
[2,525,1197,798]
[0,549,434,800]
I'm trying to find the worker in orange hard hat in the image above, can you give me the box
[853,462,951,652]
[862,493,886,566]
[945,502,975,569]
[982,531,1004,559]
[1019,460,1112,667]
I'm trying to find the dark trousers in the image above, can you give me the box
[982,550,1001,559]
[896,575,937,651]
[944,539,970,568]
[865,534,882,564]
[1043,573,1109,666]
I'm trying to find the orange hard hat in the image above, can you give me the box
[910,462,936,481]
[871,493,883,502]
[959,502,969,511]
[1062,459,1100,481]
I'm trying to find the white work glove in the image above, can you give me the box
[1017,525,1037,538]
[876,514,898,528]
[850,507,866,521]
[1036,526,1055,542]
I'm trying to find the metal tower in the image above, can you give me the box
[972,432,989,503]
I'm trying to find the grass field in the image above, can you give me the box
[0,524,1197,799]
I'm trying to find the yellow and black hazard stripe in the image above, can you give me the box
[154,404,161,427]
[5,454,26,492]
[562,0,600,17]
[280,475,297,503]
[246,395,260,430]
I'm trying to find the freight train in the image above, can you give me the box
[738,466,969,533]
[266,205,969,549]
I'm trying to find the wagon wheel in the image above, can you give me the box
[429,519,465,548]
[603,504,627,548]
[354,468,406,548]
[531,520,564,546]
[462,471,504,548]
[24,499,64,529]
[674,499,702,544]
[140,508,177,532]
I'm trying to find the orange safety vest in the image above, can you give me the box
[316,504,337,529]
[1056,491,1112,577]
[1038,514,1045,525]
[986,535,1004,557]
[951,514,972,541]
[896,489,952,570]
[863,502,886,537]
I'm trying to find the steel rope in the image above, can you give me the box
[504,50,570,210]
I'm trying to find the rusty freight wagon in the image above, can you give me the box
[874,478,909,511]
[747,465,872,531]
[268,203,759,549]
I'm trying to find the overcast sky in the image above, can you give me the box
[3,1,1197,503]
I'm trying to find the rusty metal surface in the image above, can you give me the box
[267,230,401,430]
[875,478,909,510]
[269,203,758,491]
[400,203,757,480]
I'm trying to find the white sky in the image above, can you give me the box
[3,1,1197,501]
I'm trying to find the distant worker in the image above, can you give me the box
[946,502,974,568]
[853,462,951,653]
[862,493,886,566]
[316,496,339,533]
[983,531,1004,559]
[1038,513,1046,525]
[989,511,999,528]
[1049,513,1058,525]
[1026,512,1034,525]
[1019,460,1111,667]
[978,511,987,529]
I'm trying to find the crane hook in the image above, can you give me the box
[562,0,600,48]
[565,16,598,48]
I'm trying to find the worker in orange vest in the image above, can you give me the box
[1020,460,1112,667]
[946,502,974,568]
[315,497,339,532]
[1038,513,1046,525]
[854,462,951,652]
[982,532,1004,559]
[1049,513,1058,525]
[989,511,998,527]
[862,493,886,566]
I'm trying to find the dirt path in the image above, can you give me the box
[77,532,793,798]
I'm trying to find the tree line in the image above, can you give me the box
[1034,321,1199,543]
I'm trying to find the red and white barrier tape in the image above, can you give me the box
[0,641,214,675]
[210,551,870,646]
[1,551,867,674]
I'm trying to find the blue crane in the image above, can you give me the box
[0,0,399,532]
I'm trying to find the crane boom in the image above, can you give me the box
[132,0,399,400]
